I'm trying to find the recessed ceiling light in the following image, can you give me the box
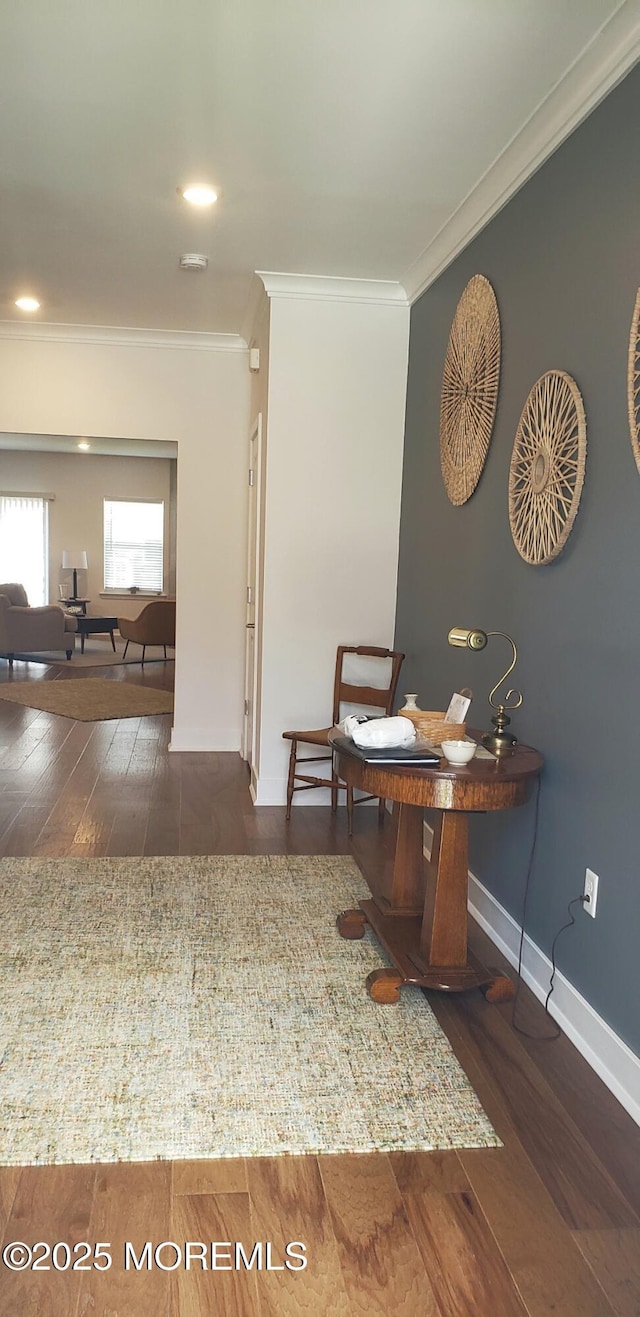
[77,441,90,451]
[15,296,40,312]
[180,184,218,207]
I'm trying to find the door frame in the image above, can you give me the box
[242,412,263,766]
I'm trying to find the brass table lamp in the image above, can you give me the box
[448,627,523,753]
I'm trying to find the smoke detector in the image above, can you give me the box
[179,253,208,271]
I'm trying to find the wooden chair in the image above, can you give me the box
[283,644,405,832]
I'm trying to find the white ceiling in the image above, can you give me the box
[0,0,631,335]
[0,433,177,460]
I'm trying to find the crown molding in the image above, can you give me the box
[403,0,640,303]
[0,321,248,352]
[256,271,408,307]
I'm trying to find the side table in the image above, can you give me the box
[330,731,543,1004]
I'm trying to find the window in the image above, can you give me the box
[103,499,164,592]
[0,495,49,605]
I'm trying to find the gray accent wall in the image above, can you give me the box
[395,64,640,1055]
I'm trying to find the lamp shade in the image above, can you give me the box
[62,550,88,570]
[448,627,487,651]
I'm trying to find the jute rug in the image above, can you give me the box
[0,678,173,720]
[0,855,498,1165]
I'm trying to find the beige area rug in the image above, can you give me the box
[0,678,173,721]
[13,638,174,667]
[0,855,499,1166]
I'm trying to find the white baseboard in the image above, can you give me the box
[168,728,241,752]
[423,823,640,1128]
[251,776,313,806]
[251,776,381,807]
[251,777,337,806]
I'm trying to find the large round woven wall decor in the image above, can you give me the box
[508,370,586,566]
[439,274,501,505]
[627,288,640,475]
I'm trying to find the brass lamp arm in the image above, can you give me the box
[485,632,523,712]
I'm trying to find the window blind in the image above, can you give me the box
[103,499,164,592]
[0,495,48,605]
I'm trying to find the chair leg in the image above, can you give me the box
[8,655,14,667]
[164,645,167,659]
[285,739,297,820]
[142,645,146,665]
[347,785,354,836]
[330,773,339,813]
[122,640,129,659]
[378,797,386,825]
[66,650,72,660]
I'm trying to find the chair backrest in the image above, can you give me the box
[0,583,29,607]
[137,599,176,644]
[331,645,405,725]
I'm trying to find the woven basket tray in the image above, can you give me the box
[401,709,466,743]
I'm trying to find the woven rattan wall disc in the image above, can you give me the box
[627,288,640,475]
[439,274,501,505]
[509,370,586,566]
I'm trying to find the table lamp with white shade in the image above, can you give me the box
[62,549,88,600]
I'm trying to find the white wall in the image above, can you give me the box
[0,448,171,616]
[0,329,251,750]
[253,286,410,804]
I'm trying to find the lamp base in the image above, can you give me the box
[482,708,518,756]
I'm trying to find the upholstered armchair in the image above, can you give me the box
[118,600,176,663]
[0,584,77,665]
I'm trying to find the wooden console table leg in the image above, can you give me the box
[419,811,469,968]
[366,968,403,1003]
[338,802,425,943]
[481,973,516,1003]
[370,801,425,918]
[337,907,368,939]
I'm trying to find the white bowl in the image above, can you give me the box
[441,739,477,766]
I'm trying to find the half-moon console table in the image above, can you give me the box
[330,731,543,1004]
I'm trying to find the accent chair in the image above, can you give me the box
[118,600,176,663]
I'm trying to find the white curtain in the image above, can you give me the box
[0,496,49,605]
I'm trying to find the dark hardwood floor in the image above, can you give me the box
[0,656,638,1315]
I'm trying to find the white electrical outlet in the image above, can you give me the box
[583,868,599,918]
